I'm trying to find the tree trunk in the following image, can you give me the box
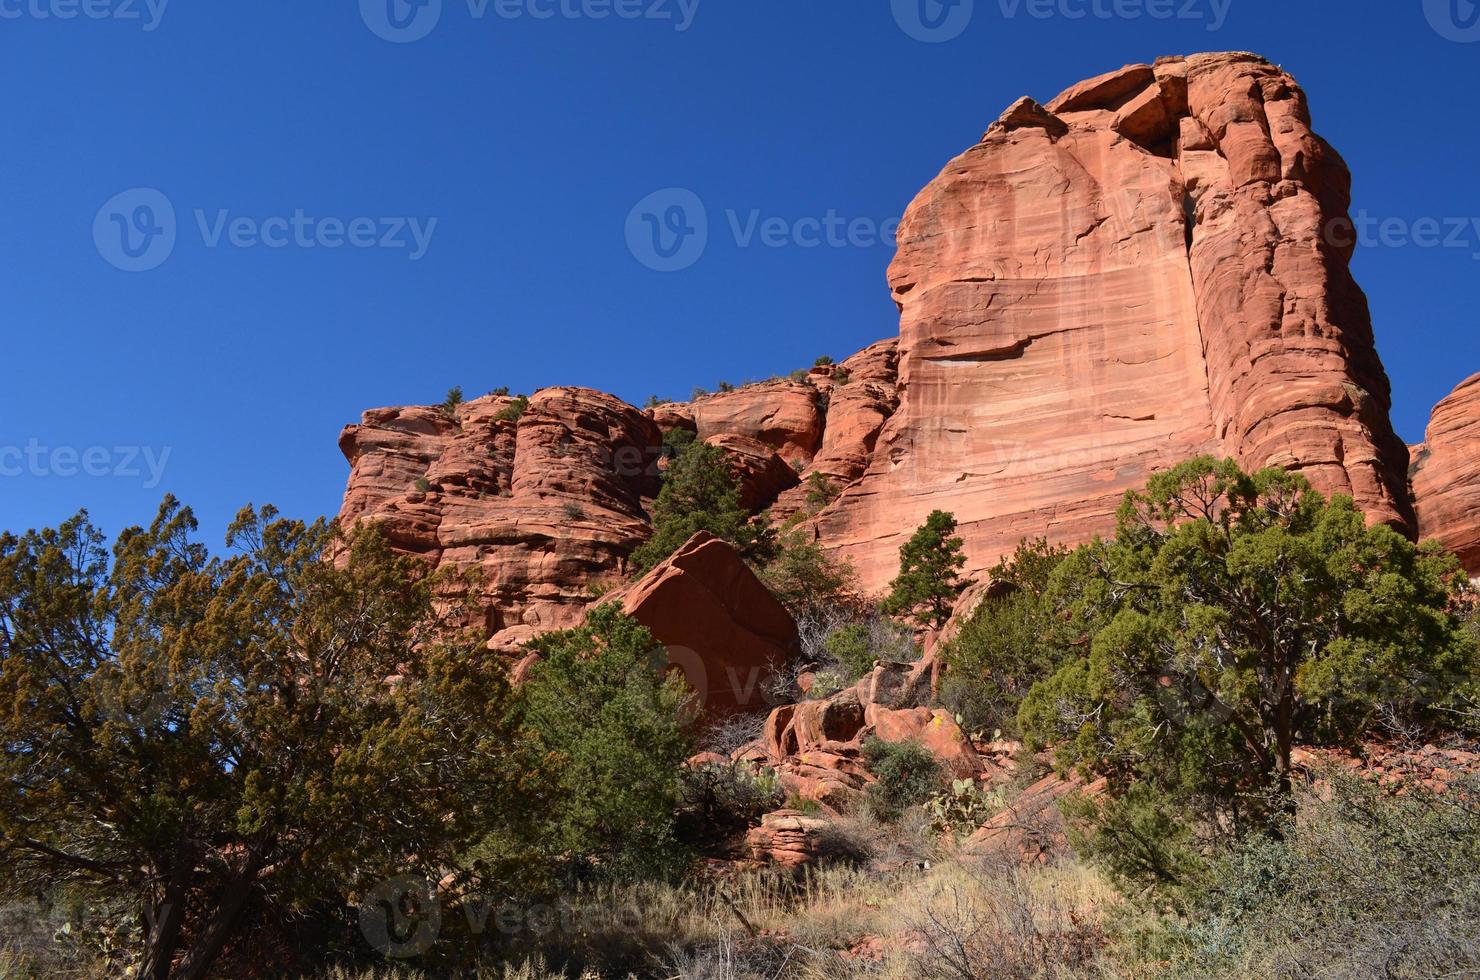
[173,866,260,980]
[139,864,190,980]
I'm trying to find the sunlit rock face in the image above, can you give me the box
[814,53,1413,591]
[1412,373,1480,575]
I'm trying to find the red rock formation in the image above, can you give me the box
[813,53,1414,592]
[705,433,799,512]
[336,52,1421,661]
[744,809,833,866]
[612,531,799,717]
[338,388,662,651]
[1411,373,1480,574]
[757,658,975,810]
[692,380,825,467]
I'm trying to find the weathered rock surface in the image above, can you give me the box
[1411,373,1480,575]
[692,381,826,467]
[338,52,1431,665]
[963,773,1107,863]
[338,388,662,650]
[812,52,1414,592]
[744,809,834,866]
[706,433,799,512]
[757,658,974,810]
[612,532,799,717]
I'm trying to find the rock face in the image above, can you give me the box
[1411,373,1480,575]
[337,388,663,651]
[336,52,1430,646]
[757,658,976,811]
[812,52,1414,591]
[613,532,799,717]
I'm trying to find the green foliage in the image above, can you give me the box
[924,778,1003,836]
[832,369,851,386]
[757,527,856,619]
[523,604,695,882]
[0,501,546,977]
[716,381,736,393]
[803,471,838,511]
[862,738,946,822]
[440,385,464,414]
[494,394,529,422]
[630,441,773,573]
[882,510,968,629]
[676,763,783,844]
[824,623,873,679]
[1020,456,1478,831]
[813,356,833,367]
[785,794,823,816]
[1154,771,1480,978]
[660,426,696,458]
[489,385,511,397]
[562,501,587,521]
[942,538,1071,736]
[413,476,432,493]
[690,386,708,401]
[1063,782,1210,899]
[788,368,809,382]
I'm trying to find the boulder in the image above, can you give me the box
[615,532,799,717]
[692,381,825,466]
[745,809,834,867]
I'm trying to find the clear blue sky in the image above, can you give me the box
[3,0,1478,543]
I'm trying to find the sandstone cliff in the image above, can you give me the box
[338,52,1475,650]
[1412,372,1480,574]
[813,52,1415,590]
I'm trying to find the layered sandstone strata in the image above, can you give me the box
[813,53,1414,590]
[1411,373,1480,574]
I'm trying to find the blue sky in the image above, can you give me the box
[2,0,1478,543]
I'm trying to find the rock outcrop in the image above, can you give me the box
[337,52,1432,651]
[1411,373,1480,575]
[337,388,663,651]
[811,52,1415,591]
[613,532,799,717]
[755,658,975,811]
